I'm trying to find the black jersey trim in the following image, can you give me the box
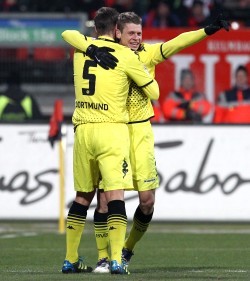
[160,43,167,60]
[137,43,145,52]
[128,117,153,124]
[139,80,153,88]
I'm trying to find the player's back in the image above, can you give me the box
[73,39,151,126]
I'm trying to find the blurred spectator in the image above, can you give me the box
[172,0,190,26]
[213,65,250,123]
[143,0,181,28]
[187,0,211,28]
[238,0,250,8]
[106,0,135,13]
[82,0,138,19]
[223,0,250,26]
[132,0,150,17]
[0,71,43,122]
[0,0,243,27]
[20,0,106,16]
[223,0,250,8]
[162,69,211,123]
[222,0,250,26]
[183,0,223,16]
[151,100,165,123]
[0,0,20,12]
[236,0,250,26]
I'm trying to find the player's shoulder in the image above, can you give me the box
[139,42,162,52]
[92,40,126,51]
[111,43,128,51]
[118,46,139,60]
[86,36,98,42]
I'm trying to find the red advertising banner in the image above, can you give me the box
[142,28,250,112]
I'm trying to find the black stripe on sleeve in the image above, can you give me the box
[160,43,167,60]
[139,80,153,88]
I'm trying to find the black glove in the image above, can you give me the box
[204,14,230,35]
[185,108,202,122]
[86,44,118,70]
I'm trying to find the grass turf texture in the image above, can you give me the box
[0,222,250,281]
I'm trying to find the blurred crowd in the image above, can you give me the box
[0,0,250,124]
[151,66,250,124]
[0,0,250,27]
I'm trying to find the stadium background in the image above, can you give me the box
[0,2,250,222]
[1,3,250,280]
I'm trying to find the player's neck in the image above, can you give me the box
[97,31,115,40]
[97,35,116,42]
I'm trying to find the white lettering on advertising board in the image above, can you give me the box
[0,124,250,221]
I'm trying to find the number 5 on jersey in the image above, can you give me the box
[82,60,97,95]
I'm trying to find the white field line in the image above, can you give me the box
[187,269,248,273]
[165,247,250,251]
[0,232,37,239]
[147,228,250,234]
[1,225,250,239]
[3,269,249,273]
[4,270,44,273]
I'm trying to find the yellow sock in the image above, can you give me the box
[124,206,153,251]
[94,210,109,261]
[65,201,88,263]
[107,200,127,264]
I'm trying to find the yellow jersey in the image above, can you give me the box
[126,43,162,122]
[67,36,158,126]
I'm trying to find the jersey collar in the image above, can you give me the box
[97,36,116,43]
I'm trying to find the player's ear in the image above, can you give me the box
[116,28,121,40]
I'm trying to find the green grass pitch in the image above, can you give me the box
[0,221,250,281]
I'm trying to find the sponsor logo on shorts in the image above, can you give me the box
[144,178,156,183]
[122,159,128,178]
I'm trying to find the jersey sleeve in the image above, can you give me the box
[140,80,159,100]
[161,29,207,59]
[142,43,166,66]
[61,30,92,51]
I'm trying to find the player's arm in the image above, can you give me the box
[143,29,206,66]
[62,30,90,51]
[126,52,159,100]
[161,29,206,59]
[61,30,118,69]
[160,14,230,60]
[141,79,159,100]
[161,14,230,58]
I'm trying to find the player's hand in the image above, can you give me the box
[204,14,230,36]
[86,44,119,70]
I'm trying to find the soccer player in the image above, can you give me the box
[114,11,228,270]
[61,7,159,275]
[62,11,230,273]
